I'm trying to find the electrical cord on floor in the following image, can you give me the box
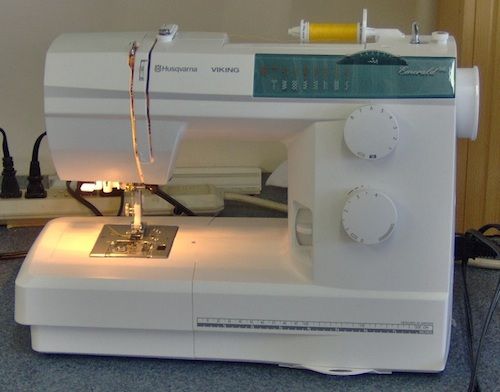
[455,224,500,392]
[455,237,500,270]
[146,185,195,216]
[0,250,28,261]
[459,257,500,270]
[25,132,47,198]
[66,181,103,216]
[0,127,22,198]
[224,192,288,213]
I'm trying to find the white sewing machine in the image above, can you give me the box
[15,19,479,375]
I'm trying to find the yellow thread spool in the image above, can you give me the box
[308,23,359,43]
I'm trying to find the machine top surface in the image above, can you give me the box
[45,30,457,103]
[48,30,457,58]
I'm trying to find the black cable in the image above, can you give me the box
[146,185,195,216]
[463,228,500,392]
[467,228,500,261]
[469,278,500,392]
[0,250,28,261]
[478,223,500,235]
[0,128,11,157]
[31,132,46,161]
[458,226,500,392]
[0,127,22,198]
[66,181,103,216]
[26,132,47,198]
[461,258,481,392]
[455,226,500,261]
[117,190,125,216]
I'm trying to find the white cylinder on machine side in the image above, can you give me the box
[455,66,480,140]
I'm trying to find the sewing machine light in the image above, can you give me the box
[80,183,96,193]
[79,181,121,193]
[102,181,114,193]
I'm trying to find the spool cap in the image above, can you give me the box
[431,31,449,44]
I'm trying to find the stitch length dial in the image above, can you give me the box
[342,188,397,245]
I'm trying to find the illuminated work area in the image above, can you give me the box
[0,1,499,391]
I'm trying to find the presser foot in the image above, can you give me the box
[90,224,178,258]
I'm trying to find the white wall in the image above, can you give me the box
[0,0,435,176]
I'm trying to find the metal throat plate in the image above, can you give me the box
[90,224,178,258]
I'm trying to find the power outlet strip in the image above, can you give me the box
[0,167,261,225]
[0,184,224,225]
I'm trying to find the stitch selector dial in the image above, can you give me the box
[344,105,399,160]
[342,188,397,245]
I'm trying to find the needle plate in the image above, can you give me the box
[90,224,178,258]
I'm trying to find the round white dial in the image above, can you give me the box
[342,188,397,245]
[344,105,399,160]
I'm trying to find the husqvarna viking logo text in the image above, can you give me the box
[154,65,198,73]
[153,65,240,73]
[211,66,240,73]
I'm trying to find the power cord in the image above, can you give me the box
[117,190,125,216]
[146,184,195,216]
[0,127,22,198]
[25,132,47,198]
[455,224,500,392]
[224,192,288,213]
[0,250,28,261]
[70,183,194,216]
[65,182,136,217]
[66,181,103,216]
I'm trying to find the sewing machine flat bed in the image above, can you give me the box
[16,216,450,375]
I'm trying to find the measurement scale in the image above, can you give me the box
[197,318,434,335]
